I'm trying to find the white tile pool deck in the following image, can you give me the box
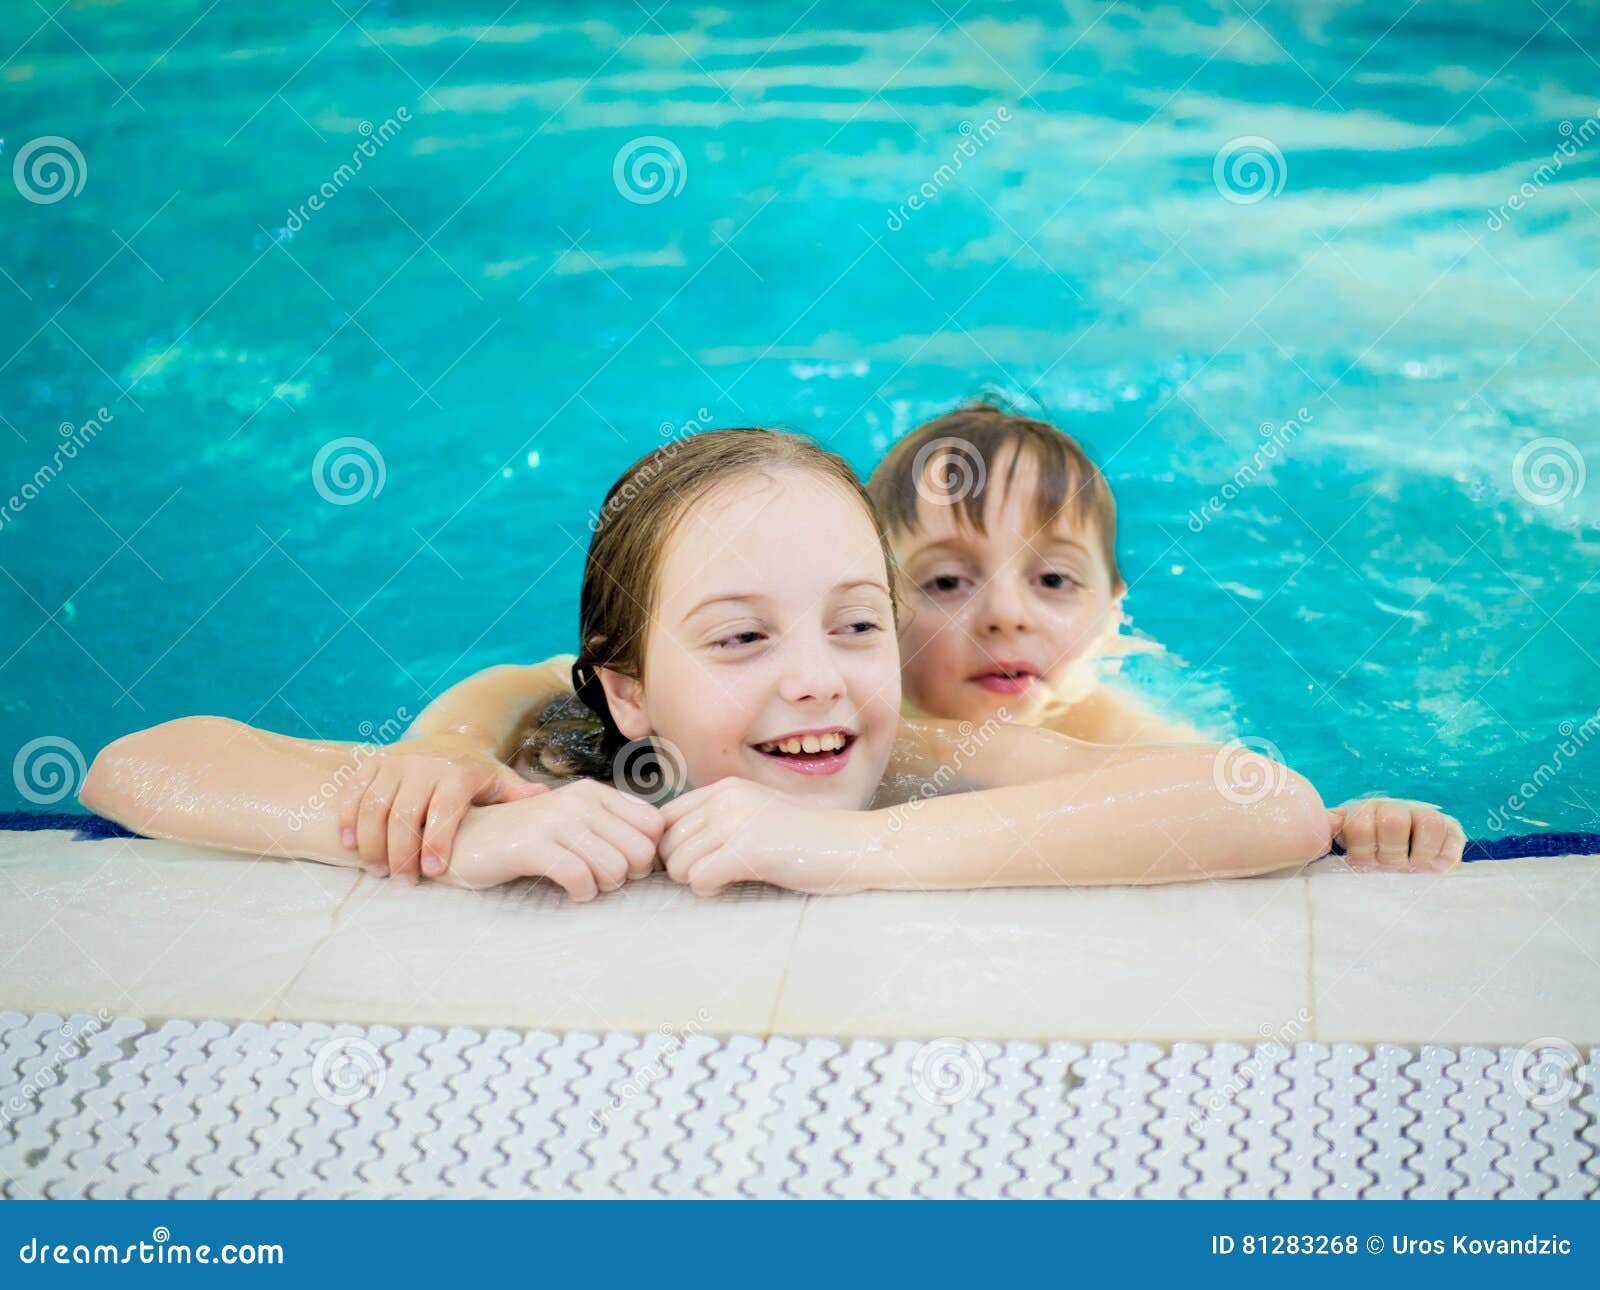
[2,828,1596,1046]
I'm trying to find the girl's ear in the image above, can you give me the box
[597,666,651,740]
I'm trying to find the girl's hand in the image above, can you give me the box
[443,779,664,897]
[339,738,550,883]
[658,777,877,897]
[1329,798,1465,873]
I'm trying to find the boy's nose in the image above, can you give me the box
[976,578,1033,634]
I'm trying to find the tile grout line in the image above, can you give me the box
[268,865,367,1020]
[1303,875,1318,1045]
[763,895,812,1039]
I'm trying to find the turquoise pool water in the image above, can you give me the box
[2,1,1596,833]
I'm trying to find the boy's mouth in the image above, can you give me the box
[751,727,857,777]
[969,663,1038,695]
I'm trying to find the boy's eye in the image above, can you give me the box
[922,574,967,595]
[1038,571,1080,591]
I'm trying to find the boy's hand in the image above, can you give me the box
[1329,798,1465,873]
[658,777,871,896]
[442,780,664,897]
[339,738,549,883]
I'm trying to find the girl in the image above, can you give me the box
[80,427,1345,898]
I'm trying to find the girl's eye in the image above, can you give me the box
[711,630,765,649]
[837,619,883,637]
[1038,571,1080,591]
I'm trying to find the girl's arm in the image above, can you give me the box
[78,716,659,898]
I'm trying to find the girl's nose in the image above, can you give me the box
[778,636,847,705]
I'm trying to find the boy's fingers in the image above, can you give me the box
[420,784,474,879]
[486,766,547,803]
[1340,802,1378,865]
[338,764,379,848]
[386,776,436,883]
[1408,812,1449,872]
[356,764,403,868]
[1373,802,1414,870]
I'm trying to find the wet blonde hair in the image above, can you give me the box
[523,427,899,779]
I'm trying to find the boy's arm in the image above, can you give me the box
[403,656,578,758]
[1041,686,1205,746]
[870,728,1332,887]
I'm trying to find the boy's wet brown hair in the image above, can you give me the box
[866,401,1122,587]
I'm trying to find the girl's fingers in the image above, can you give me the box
[541,848,600,903]
[601,786,669,838]
[587,810,658,878]
[658,809,712,872]
[663,825,722,883]
[420,782,475,879]
[386,775,437,883]
[658,782,721,828]
[687,849,743,897]
[1437,821,1467,870]
[570,832,629,892]
[356,763,404,869]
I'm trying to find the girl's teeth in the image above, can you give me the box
[761,733,847,754]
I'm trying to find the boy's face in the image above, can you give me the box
[892,446,1124,725]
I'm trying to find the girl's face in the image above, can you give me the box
[601,469,902,810]
[893,446,1124,725]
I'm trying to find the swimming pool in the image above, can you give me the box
[2,0,1596,835]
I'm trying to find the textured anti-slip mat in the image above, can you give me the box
[1,1014,1595,1199]
[1,824,1597,1044]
